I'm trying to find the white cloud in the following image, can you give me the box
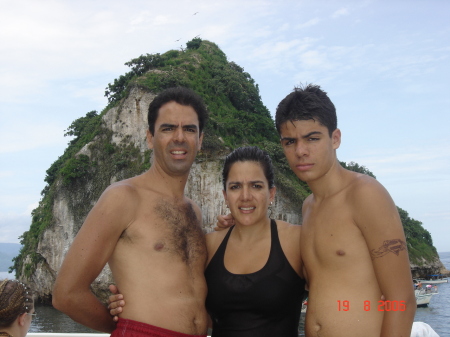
[351,144,450,176]
[331,8,349,19]
[0,123,65,154]
[299,50,330,68]
[0,196,40,212]
[296,18,320,29]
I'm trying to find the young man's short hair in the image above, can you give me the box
[275,84,337,136]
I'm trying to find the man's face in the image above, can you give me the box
[279,119,340,184]
[147,101,203,177]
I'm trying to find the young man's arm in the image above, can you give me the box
[354,177,416,337]
[215,213,234,230]
[53,184,136,333]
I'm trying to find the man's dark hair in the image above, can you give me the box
[147,87,208,135]
[222,146,275,190]
[275,84,337,136]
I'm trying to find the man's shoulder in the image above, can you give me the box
[105,173,159,198]
[104,179,140,199]
[346,172,389,200]
[345,172,398,226]
[98,177,153,213]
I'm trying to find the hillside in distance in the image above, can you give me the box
[0,243,21,271]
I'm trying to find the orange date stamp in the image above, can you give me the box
[337,300,406,311]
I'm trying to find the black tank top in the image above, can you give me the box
[205,219,306,337]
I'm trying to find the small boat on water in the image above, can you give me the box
[415,287,438,307]
[415,274,448,284]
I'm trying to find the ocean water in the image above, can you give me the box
[413,251,450,336]
[1,254,449,335]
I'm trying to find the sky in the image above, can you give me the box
[0,0,449,252]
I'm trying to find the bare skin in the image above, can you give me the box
[280,119,415,337]
[53,102,208,334]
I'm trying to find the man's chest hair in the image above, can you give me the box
[153,199,205,263]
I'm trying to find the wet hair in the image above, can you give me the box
[0,280,34,328]
[222,146,275,190]
[275,84,337,136]
[147,87,208,135]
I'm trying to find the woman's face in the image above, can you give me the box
[223,161,275,227]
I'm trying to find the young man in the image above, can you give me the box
[276,84,415,337]
[53,87,209,336]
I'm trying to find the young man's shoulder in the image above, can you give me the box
[344,171,399,228]
[345,172,390,201]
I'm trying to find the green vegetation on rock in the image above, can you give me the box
[400,207,437,266]
[105,39,279,149]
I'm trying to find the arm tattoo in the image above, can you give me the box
[370,239,407,260]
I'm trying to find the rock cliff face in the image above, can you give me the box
[29,87,301,303]
[410,258,448,279]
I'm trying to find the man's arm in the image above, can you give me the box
[53,184,136,333]
[353,177,415,337]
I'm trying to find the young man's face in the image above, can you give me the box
[147,101,203,177]
[279,119,340,184]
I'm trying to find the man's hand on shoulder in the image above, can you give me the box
[215,213,235,231]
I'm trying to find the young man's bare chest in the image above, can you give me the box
[301,196,370,270]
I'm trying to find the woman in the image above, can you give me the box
[110,147,307,336]
[0,280,35,337]
[204,146,306,336]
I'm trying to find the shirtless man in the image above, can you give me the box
[280,84,416,336]
[52,87,209,336]
[219,84,416,336]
